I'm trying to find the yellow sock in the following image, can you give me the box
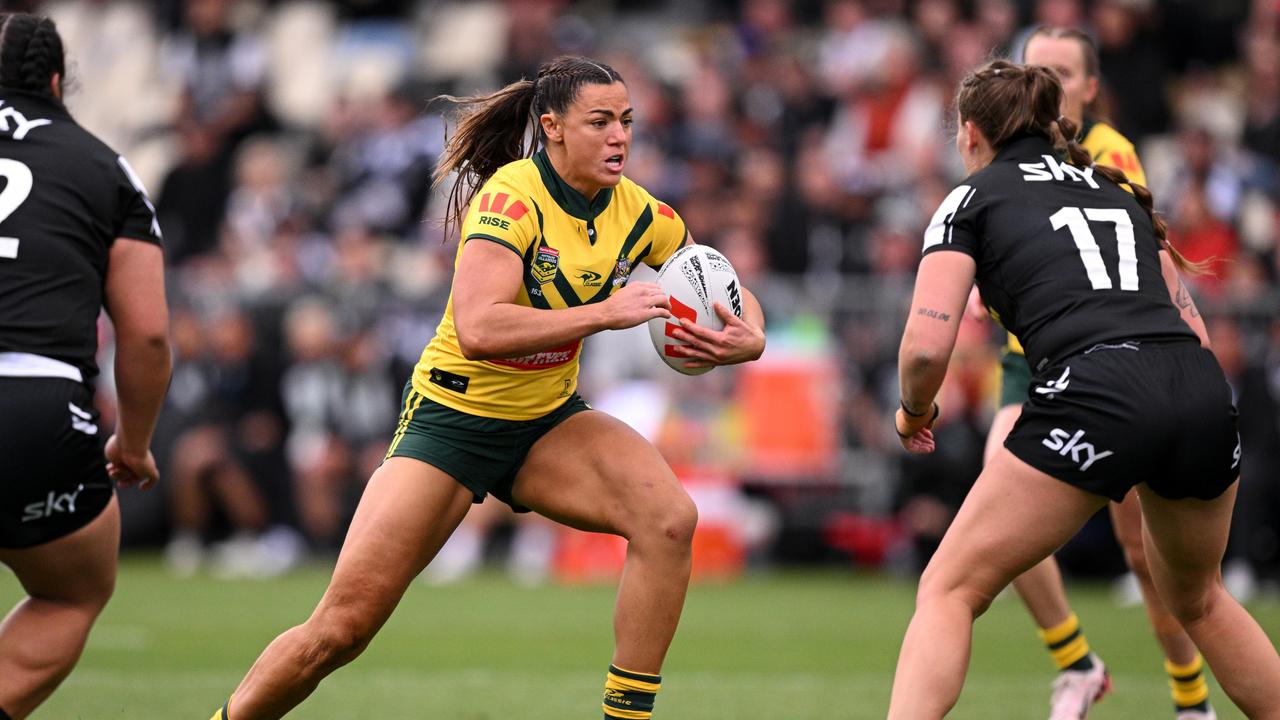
[1038,612,1091,670]
[1167,654,1210,709]
[603,664,661,719]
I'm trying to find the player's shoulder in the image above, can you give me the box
[1081,120,1137,156]
[485,157,542,194]
[614,175,679,221]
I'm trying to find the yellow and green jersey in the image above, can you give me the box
[1004,119,1145,356]
[412,150,687,420]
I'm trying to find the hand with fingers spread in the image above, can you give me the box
[666,301,766,370]
[895,401,940,454]
[601,281,672,330]
[105,434,160,490]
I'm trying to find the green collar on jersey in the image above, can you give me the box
[532,149,613,221]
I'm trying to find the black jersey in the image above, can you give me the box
[923,134,1196,371]
[0,90,162,380]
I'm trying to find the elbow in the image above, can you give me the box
[455,325,495,361]
[901,344,949,376]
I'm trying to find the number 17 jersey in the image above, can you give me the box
[922,134,1195,372]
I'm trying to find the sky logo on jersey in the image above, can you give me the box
[531,245,560,284]
[477,192,529,221]
[0,100,52,140]
[1019,155,1099,189]
[1042,428,1113,471]
[22,485,84,522]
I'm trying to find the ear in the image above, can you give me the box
[1083,75,1099,107]
[962,120,980,152]
[540,112,562,144]
[50,72,62,100]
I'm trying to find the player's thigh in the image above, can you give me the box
[313,458,474,626]
[0,495,119,606]
[921,449,1107,609]
[1136,481,1236,593]
[983,404,1022,466]
[512,410,692,538]
[1108,487,1145,555]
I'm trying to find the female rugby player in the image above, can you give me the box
[888,60,1280,720]
[0,13,170,720]
[210,56,765,720]
[982,27,1216,719]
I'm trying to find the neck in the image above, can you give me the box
[545,143,601,200]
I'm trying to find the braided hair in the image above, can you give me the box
[956,59,1204,274]
[0,13,65,100]
[432,56,625,239]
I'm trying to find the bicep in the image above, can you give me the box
[104,238,167,339]
[904,251,976,348]
[451,239,527,328]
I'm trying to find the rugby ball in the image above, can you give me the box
[647,245,743,375]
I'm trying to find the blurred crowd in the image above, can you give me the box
[27,0,1280,587]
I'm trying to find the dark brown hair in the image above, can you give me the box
[957,59,1203,274]
[1024,26,1109,125]
[0,13,64,100]
[433,55,624,238]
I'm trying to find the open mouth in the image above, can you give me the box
[604,154,624,172]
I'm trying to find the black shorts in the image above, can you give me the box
[0,378,114,549]
[1004,341,1240,502]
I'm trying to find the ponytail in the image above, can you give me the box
[0,13,65,100]
[1055,115,1209,275]
[433,80,538,240]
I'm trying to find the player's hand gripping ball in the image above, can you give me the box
[647,245,743,375]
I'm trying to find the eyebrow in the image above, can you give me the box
[585,108,635,118]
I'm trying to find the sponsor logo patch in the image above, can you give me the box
[491,340,581,370]
[576,269,603,286]
[532,245,560,285]
[1042,428,1114,471]
[23,485,84,522]
[613,256,632,287]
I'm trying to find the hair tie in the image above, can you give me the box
[993,68,1002,76]
[1057,115,1066,123]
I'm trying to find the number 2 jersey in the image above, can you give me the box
[413,149,687,420]
[0,90,163,381]
[923,133,1196,373]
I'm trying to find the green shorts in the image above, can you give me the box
[999,348,1033,408]
[385,381,591,510]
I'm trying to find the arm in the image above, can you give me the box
[103,238,171,489]
[896,251,976,452]
[1160,248,1210,348]
[452,239,671,361]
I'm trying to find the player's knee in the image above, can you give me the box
[630,490,698,549]
[1162,581,1223,627]
[303,611,377,671]
[916,569,993,619]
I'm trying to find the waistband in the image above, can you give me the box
[0,352,83,382]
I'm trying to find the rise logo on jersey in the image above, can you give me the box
[1042,428,1114,471]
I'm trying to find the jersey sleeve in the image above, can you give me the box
[921,184,981,257]
[642,200,688,268]
[114,156,163,245]
[459,176,538,258]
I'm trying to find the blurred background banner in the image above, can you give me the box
[26,0,1280,590]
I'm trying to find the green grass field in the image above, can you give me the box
[3,557,1277,719]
